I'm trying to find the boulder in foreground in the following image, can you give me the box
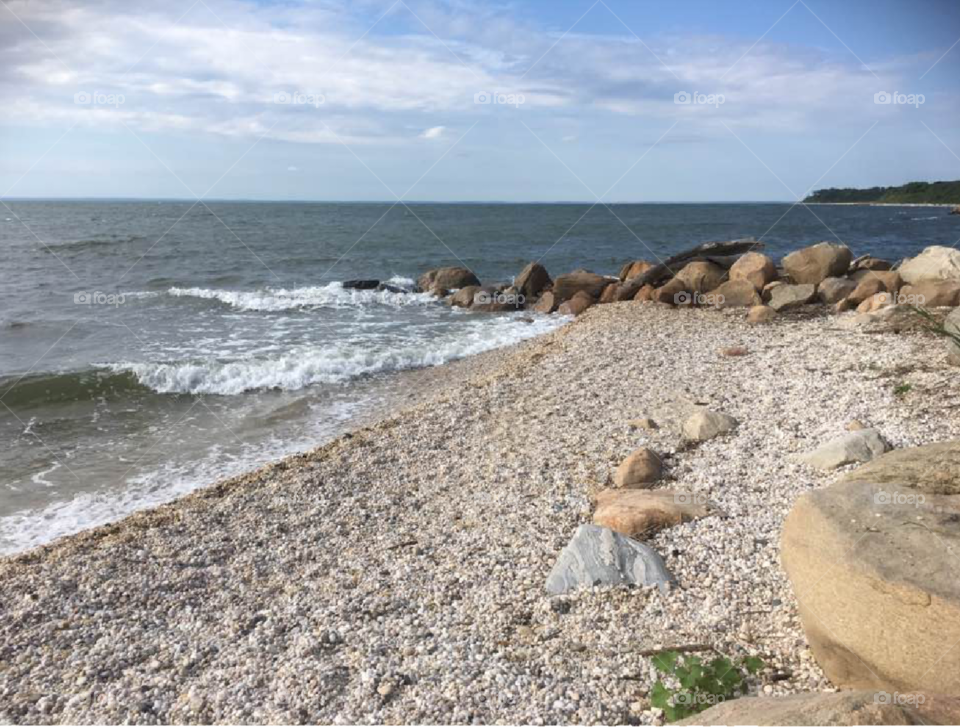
[677,690,960,726]
[782,242,852,285]
[713,279,762,308]
[798,428,889,470]
[782,440,960,694]
[898,245,960,285]
[545,524,674,594]
[729,252,777,290]
[593,488,711,539]
[768,283,816,312]
[418,267,480,292]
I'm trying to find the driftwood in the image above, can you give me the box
[617,238,761,301]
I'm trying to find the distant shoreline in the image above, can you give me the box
[805,202,956,208]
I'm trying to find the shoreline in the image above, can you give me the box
[804,201,957,207]
[3,300,959,723]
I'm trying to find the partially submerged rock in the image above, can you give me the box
[342,279,380,290]
[782,441,960,694]
[593,489,711,539]
[418,267,481,292]
[545,524,674,594]
[682,409,738,441]
[798,428,889,470]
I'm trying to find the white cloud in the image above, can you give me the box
[419,125,445,140]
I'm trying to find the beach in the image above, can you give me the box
[3,300,958,724]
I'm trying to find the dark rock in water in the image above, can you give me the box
[545,524,675,594]
[375,283,407,294]
[343,279,380,290]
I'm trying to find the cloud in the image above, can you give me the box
[419,125,445,139]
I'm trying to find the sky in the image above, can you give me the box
[0,0,958,202]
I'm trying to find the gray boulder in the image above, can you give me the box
[545,524,674,594]
[782,242,852,285]
[798,428,890,470]
[769,283,817,312]
[818,277,857,304]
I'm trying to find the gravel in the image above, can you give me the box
[2,301,959,725]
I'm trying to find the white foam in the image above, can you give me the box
[109,315,564,395]
[168,282,433,312]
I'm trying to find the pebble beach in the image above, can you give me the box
[2,301,960,725]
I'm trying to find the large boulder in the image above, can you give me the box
[545,524,674,594]
[417,266,480,292]
[654,277,692,306]
[848,275,898,306]
[768,283,816,312]
[514,262,552,300]
[557,290,594,316]
[552,271,608,302]
[898,246,960,285]
[598,282,620,304]
[675,261,726,293]
[450,285,481,308]
[818,277,857,304]
[729,252,777,290]
[682,409,738,441]
[677,690,960,726]
[798,428,890,470]
[713,279,761,308]
[782,441,960,694]
[619,260,655,281]
[899,281,960,308]
[613,448,663,487]
[533,291,557,314]
[593,489,711,539]
[782,242,852,285]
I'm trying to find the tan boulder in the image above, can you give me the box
[513,262,552,299]
[533,290,557,313]
[768,283,816,312]
[781,441,960,694]
[654,277,692,306]
[713,279,762,308]
[782,242,853,285]
[557,291,594,316]
[593,488,711,539]
[633,284,655,302]
[418,266,480,292]
[856,291,896,313]
[619,260,655,281]
[675,261,726,293]
[449,285,481,308]
[899,281,960,308]
[677,690,960,726]
[729,252,777,290]
[552,271,607,302]
[598,282,620,304]
[746,305,777,324]
[612,447,663,487]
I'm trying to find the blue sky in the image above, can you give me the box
[1,0,958,202]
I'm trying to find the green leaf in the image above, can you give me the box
[650,681,671,709]
[663,705,679,723]
[742,656,765,675]
[652,651,680,674]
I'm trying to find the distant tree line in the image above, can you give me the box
[803,181,960,204]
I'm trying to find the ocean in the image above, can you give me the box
[1,200,955,554]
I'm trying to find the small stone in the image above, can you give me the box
[628,418,658,430]
[613,447,663,487]
[682,409,738,442]
[720,346,749,357]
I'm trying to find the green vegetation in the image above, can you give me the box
[893,382,913,397]
[803,181,960,205]
[649,650,764,722]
